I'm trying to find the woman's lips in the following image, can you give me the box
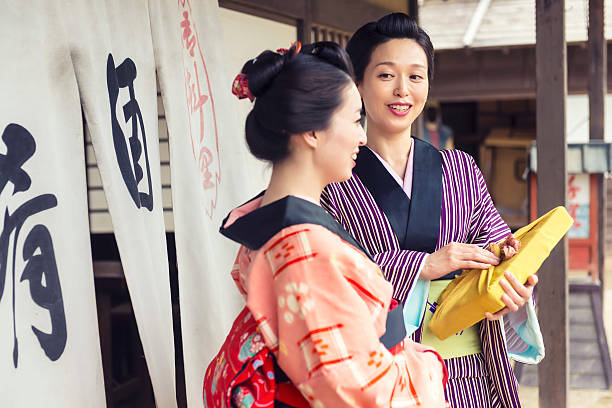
[387,103,412,117]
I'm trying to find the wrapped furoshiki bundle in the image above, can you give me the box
[428,206,574,340]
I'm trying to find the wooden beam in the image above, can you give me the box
[311,0,391,33]
[218,0,305,26]
[430,43,612,101]
[462,0,492,47]
[297,0,312,44]
[411,0,423,140]
[588,0,606,278]
[588,0,611,386]
[535,1,568,407]
[589,0,607,287]
[589,0,606,142]
[219,0,393,38]
[408,0,419,22]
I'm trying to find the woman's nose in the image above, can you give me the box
[393,78,410,97]
[358,127,367,146]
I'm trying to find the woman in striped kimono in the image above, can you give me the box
[321,13,544,408]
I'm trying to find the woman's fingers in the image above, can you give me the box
[526,273,539,288]
[461,261,494,270]
[451,243,499,265]
[422,242,503,280]
[448,243,499,266]
[504,271,535,301]
[485,308,508,321]
[486,273,539,321]
[470,246,500,265]
[500,292,520,312]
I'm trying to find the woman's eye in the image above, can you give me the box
[410,74,424,81]
[377,73,393,79]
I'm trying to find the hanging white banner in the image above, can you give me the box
[149,0,257,405]
[0,1,105,406]
[61,1,177,406]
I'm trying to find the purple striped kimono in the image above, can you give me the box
[321,138,527,408]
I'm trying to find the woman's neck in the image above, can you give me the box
[261,158,324,207]
[366,124,414,180]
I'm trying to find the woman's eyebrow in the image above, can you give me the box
[374,61,426,69]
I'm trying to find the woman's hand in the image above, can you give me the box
[420,242,500,280]
[485,272,538,321]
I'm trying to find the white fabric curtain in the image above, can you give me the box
[60,1,177,406]
[0,1,105,406]
[149,0,255,405]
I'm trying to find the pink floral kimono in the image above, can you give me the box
[203,194,449,407]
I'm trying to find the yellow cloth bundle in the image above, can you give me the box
[428,206,574,340]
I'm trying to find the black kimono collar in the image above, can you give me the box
[222,192,406,349]
[353,137,442,253]
[220,192,373,261]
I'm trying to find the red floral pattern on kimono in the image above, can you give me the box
[205,226,449,407]
[203,306,309,408]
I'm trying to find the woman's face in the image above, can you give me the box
[358,38,429,137]
[315,83,367,183]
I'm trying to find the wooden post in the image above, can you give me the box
[407,0,424,140]
[536,1,568,407]
[588,0,606,280]
[588,0,612,386]
[589,0,606,143]
[408,0,418,22]
[297,0,312,44]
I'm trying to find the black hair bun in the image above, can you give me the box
[240,50,286,98]
[301,41,354,78]
[376,12,418,37]
[239,41,354,163]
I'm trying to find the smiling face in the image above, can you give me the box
[358,38,429,138]
[314,83,367,184]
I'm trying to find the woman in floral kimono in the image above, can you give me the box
[321,13,544,408]
[203,42,449,408]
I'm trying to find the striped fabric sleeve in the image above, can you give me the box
[467,155,511,247]
[372,250,426,304]
[320,187,341,222]
[321,187,425,304]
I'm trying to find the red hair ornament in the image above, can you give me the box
[231,42,301,102]
[231,73,254,102]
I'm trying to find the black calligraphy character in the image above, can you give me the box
[0,124,35,300]
[106,53,154,211]
[0,123,65,367]
[21,224,67,362]
[0,123,35,195]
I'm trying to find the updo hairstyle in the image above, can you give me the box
[241,41,355,163]
[346,13,434,84]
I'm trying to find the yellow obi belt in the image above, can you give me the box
[428,206,574,340]
[421,280,482,360]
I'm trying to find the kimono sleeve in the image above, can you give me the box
[321,186,427,305]
[370,251,430,337]
[252,228,446,407]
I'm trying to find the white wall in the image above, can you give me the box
[218,8,298,194]
[566,94,612,143]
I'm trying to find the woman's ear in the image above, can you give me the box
[301,130,318,149]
